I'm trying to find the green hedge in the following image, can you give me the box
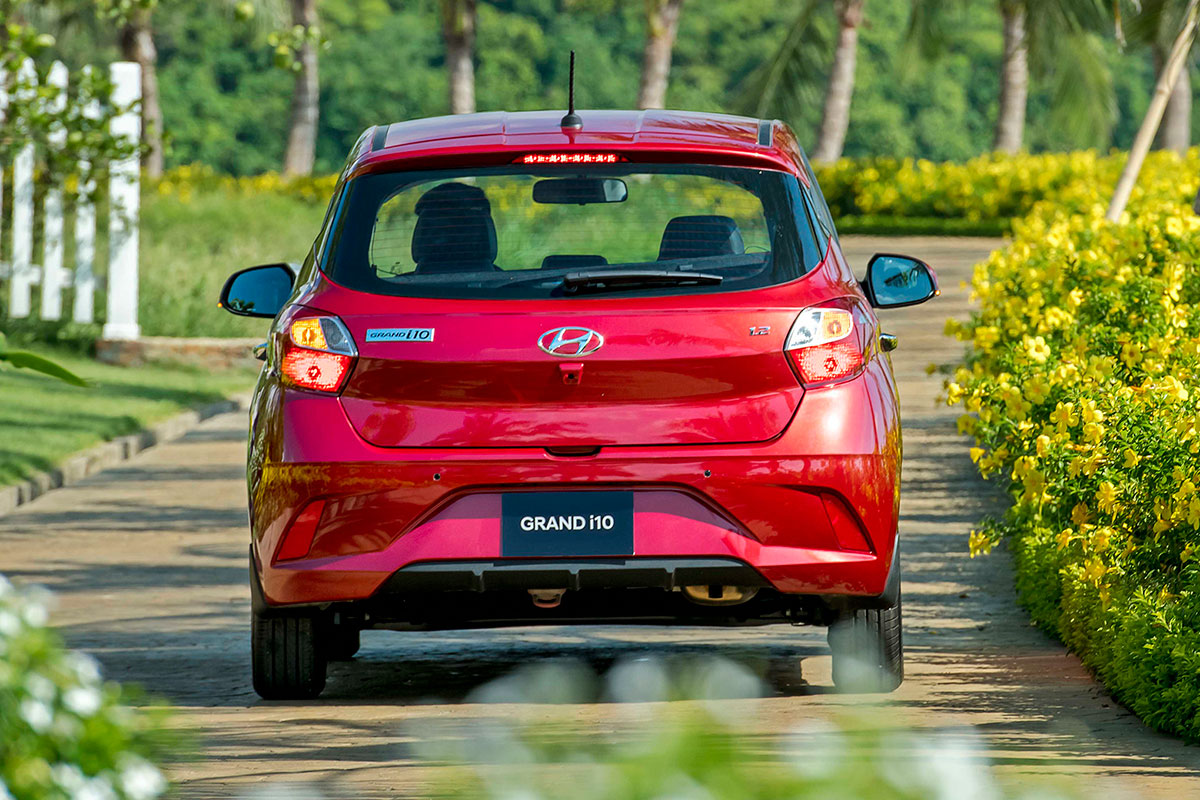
[946,147,1200,740]
[0,576,175,799]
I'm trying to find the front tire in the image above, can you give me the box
[251,610,327,700]
[827,592,903,693]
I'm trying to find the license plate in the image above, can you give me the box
[501,491,634,557]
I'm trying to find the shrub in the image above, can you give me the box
[0,576,173,800]
[430,657,1074,800]
[946,147,1200,740]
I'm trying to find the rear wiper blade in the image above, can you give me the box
[561,270,723,295]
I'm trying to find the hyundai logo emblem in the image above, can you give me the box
[538,326,604,357]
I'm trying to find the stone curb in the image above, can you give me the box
[0,393,251,518]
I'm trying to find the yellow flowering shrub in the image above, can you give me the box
[949,146,1200,740]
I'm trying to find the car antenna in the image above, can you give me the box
[560,50,583,130]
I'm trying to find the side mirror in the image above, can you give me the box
[218,263,296,318]
[864,254,939,309]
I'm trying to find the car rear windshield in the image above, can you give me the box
[323,164,821,299]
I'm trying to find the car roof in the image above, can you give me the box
[348,110,804,177]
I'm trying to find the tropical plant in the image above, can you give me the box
[273,0,324,175]
[0,576,174,799]
[1107,0,1199,219]
[946,147,1200,740]
[908,0,1115,154]
[0,333,87,385]
[432,657,1075,800]
[441,0,477,114]
[636,0,684,109]
[88,0,284,177]
[812,0,865,162]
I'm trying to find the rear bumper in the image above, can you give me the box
[248,360,902,610]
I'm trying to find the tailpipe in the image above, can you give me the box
[681,585,758,606]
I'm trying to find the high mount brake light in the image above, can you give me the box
[516,153,626,165]
[785,307,865,385]
[281,316,357,393]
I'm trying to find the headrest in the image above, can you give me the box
[541,254,608,270]
[411,182,498,271]
[658,215,745,261]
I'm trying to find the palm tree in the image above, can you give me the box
[441,0,477,114]
[993,1,1027,153]
[282,0,320,176]
[1155,43,1192,154]
[909,1,1114,154]
[1131,0,1196,154]
[813,0,865,162]
[1108,0,1200,219]
[118,3,164,177]
[735,0,867,162]
[102,0,282,178]
[636,0,685,110]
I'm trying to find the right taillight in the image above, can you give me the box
[785,306,865,385]
[280,315,357,393]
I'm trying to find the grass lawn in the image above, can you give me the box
[0,349,259,487]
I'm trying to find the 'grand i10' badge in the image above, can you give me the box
[365,328,435,342]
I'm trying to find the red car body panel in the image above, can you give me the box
[245,110,907,617]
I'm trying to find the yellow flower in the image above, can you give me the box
[1122,449,1141,469]
[1080,399,1104,425]
[1057,528,1073,550]
[1071,502,1091,527]
[1049,401,1078,431]
[1025,376,1052,405]
[1096,481,1120,515]
[1025,335,1052,363]
[1083,556,1107,586]
[1035,434,1051,458]
[1082,422,1105,444]
[969,447,986,463]
[968,530,994,558]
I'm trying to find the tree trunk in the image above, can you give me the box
[812,0,865,163]
[1153,45,1192,155]
[637,0,684,110]
[993,0,1028,154]
[1108,0,1200,221]
[282,0,320,176]
[442,0,477,114]
[120,8,163,178]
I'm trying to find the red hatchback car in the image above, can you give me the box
[219,109,937,699]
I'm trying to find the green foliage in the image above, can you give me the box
[0,19,141,179]
[0,333,87,386]
[0,576,174,800]
[945,147,1200,741]
[31,0,1176,176]
[432,658,1075,800]
[0,344,257,485]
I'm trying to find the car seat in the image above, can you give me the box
[657,215,745,261]
[411,183,499,273]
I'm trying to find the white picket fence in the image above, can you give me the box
[1,59,142,340]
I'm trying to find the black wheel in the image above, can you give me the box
[251,610,327,700]
[827,591,903,693]
[324,625,361,661]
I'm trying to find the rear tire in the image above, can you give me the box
[827,591,903,693]
[324,625,361,661]
[251,610,327,700]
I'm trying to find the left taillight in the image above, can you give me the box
[784,305,866,385]
[280,315,356,393]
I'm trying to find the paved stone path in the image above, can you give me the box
[3,237,1199,798]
